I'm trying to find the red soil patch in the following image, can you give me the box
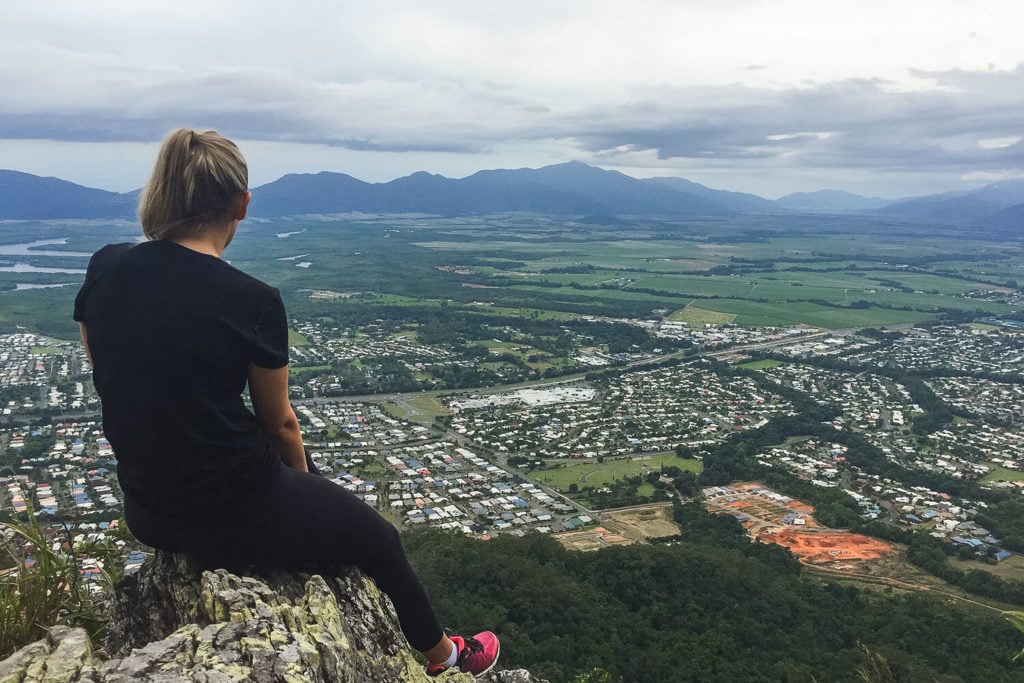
[759,529,896,564]
[729,482,765,493]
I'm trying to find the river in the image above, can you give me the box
[0,238,89,276]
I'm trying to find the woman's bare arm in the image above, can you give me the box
[79,323,93,365]
[247,363,307,472]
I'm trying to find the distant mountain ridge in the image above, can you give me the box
[0,170,135,220]
[876,179,1024,223]
[776,189,891,212]
[248,161,755,217]
[0,164,1022,228]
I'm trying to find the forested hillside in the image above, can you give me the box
[404,506,1023,682]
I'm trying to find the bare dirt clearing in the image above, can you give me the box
[604,505,681,541]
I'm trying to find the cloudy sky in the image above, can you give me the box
[2,0,1022,198]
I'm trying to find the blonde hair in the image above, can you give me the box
[139,129,248,241]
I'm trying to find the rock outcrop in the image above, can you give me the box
[0,552,545,683]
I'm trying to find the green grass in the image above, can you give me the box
[704,299,936,328]
[957,555,1024,583]
[0,512,123,657]
[406,396,449,417]
[667,304,734,325]
[287,329,310,346]
[738,359,784,370]
[981,466,1024,483]
[289,364,332,375]
[529,453,702,492]
[380,402,404,420]
[477,339,518,351]
[380,396,450,424]
[29,346,64,355]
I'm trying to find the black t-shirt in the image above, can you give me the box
[74,240,287,518]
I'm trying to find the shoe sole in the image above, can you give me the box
[472,643,499,679]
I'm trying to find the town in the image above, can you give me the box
[2,318,1023,585]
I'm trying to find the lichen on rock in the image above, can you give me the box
[0,551,545,683]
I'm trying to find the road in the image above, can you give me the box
[803,563,1013,614]
[290,330,834,410]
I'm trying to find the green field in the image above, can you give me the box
[957,554,1024,583]
[287,329,310,346]
[290,364,331,375]
[667,304,734,325]
[704,299,936,328]
[981,466,1024,483]
[530,453,702,492]
[30,345,65,355]
[737,359,784,370]
[3,214,1023,341]
[381,396,450,424]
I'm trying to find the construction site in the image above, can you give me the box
[703,481,897,567]
[554,526,634,552]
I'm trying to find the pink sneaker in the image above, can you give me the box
[426,632,500,678]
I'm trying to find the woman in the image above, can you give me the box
[73,128,499,677]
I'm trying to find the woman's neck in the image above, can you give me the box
[171,221,237,258]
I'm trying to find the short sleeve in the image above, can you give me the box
[251,288,289,369]
[73,243,132,322]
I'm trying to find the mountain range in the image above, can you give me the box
[1,164,1022,228]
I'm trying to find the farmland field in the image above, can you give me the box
[2,212,1023,339]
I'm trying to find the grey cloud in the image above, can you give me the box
[1,50,1022,183]
[327,138,482,154]
[549,66,1024,176]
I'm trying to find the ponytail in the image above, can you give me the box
[139,129,248,241]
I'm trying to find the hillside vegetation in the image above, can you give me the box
[405,507,1024,682]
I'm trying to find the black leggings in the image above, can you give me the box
[124,457,443,651]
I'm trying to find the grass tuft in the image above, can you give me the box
[0,509,127,657]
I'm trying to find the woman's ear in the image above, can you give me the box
[234,191,251,221]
